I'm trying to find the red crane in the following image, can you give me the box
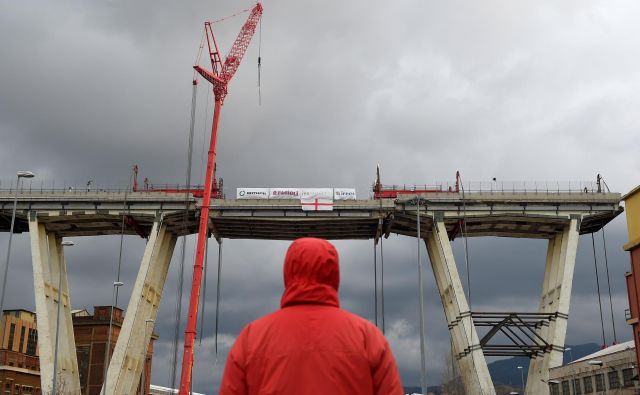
[179,4,263,394]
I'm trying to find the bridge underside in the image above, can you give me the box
[0,192,622,240]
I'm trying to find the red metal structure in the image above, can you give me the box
[373,167,460,199]
[179,4,263,394]
[131,164,223,198]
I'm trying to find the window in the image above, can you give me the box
[608,370,620,389]
[7,324,15,351]
[18,326,25,353]
[623,368,634,387]
[26,328,37,356]
[549,383,560,395]
[583,376,593,393]
[561,380,570,394]
[595,373,605,392]
[573,378,582,394]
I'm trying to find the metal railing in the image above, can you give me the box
[374,180,607,194]
[0,179,216,197]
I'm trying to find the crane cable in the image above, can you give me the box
[257,18,262,105]
[591,232,607,347]
[210,6,252,25]
[169,77,198,390]
[602,228,617,344]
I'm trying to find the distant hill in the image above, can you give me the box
[487,343,601,386]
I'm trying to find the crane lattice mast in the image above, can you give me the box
[179,4,263,394]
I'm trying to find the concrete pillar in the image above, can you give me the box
[103,217,177,395]
[526,218,579,394]
[29,213,81,394]
[425,220,495,395]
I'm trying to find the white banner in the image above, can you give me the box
[236,188,269,199]
[334,188,357,200]
[301,198,334,211]
[300,188,334,200]
[269,188,301,199]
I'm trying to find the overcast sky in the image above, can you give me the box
[1,0,639,393]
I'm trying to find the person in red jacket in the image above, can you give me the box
[219,237,404,395]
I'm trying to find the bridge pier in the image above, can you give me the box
[425,219,495,395]
[29,213,81,394]
[103,216,177,395]
[526,217,580,395]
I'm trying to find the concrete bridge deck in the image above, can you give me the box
[0,190,623,239]
[0,188,624,395]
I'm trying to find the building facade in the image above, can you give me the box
[623,186,640,368]
[0,307,156,395]
[72,306,156,395]
[548,341,638,394]
[0,310,41,395]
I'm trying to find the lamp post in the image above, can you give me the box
[102,281,124,395]
[0,171,35,346]
[141,319,154,395]
[517,366,525,394]
[52,240,74,395]
[564,347,573,363]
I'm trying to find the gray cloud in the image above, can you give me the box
[1,0,639,392]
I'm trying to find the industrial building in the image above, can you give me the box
[0,307,156,395]
[0,310,40,395]
[548,341,638,394]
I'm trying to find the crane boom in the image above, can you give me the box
[179,4,263,394]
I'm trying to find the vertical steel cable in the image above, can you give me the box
[103,169,134,394]
[373,240,378,328]
[214,240,223,359]
[380,237,385,334]
[602,228,617,343]
[198,237,209,344]
[170,80,198,390]
[591,232,607,347]
[415,199,428,395]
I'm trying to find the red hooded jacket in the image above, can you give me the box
[219,238,404,395]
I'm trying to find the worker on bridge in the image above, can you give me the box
[219,238,403,395]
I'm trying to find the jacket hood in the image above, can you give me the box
[281,238,340,308]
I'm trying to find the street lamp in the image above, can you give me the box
[517,366,525,393]
[52,240,74,395]
[564,347,573,363]
[0,170,35,345]
[102,281,124,395]
[141,319,154,395]
[588,360,604,367]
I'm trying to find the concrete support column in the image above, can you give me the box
[425,220,495,395]
[103,217,177,395]
[29,213,81,394]
[526,218,579,395]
